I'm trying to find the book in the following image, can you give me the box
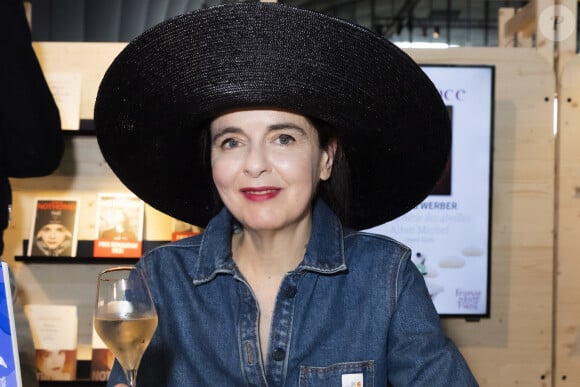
[44,72,82,131]
[94,193,144,258]
[23,304,78,381]
[27,199,79,257]
[90,327,114,382]
[0,262,23,387]
[171,219,203,242]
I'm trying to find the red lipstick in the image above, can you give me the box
[240,186,281,201]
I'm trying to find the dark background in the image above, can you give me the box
[27,0,574,48]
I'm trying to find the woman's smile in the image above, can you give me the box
[240,186,282,201]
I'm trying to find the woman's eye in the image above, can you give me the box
[276,134,296,145]
[220,138,240,149]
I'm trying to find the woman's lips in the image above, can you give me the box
[240,187,281,201]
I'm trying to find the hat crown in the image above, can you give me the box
[95,2,450,229]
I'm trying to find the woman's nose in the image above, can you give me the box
[243,144,270,177]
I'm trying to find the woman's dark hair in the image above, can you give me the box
[197,113,351,225]
[307,117,350,225]
[198,121,224,215]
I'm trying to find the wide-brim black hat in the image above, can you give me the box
[95,2,450,230]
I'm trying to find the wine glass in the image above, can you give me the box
[93,266,158,387]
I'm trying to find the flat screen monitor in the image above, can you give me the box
[366,64,494,318]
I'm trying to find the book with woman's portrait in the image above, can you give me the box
[24,304,78,381]
[94,193,144,257]
[27,199,79,257]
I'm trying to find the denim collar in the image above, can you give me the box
[192,199,347,285]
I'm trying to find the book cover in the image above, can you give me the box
[24,304,78,381]
[90,327,114,382]
[94,193,144,258]
[0,263,23,387]
[171,219,203,242]
[27,199,79,257]
[44,72,81,131]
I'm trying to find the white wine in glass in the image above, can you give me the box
[94,266,158,387]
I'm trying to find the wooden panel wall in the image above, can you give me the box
[6,43,175,360]
[4,44,556,385]
[408,48,555,386]
[555,54,580,386]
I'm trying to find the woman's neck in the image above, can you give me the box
[232,219,311,277]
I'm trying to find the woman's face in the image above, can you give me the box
[210,109,335,231]
[38,224,68,249]
[39,350,66,377]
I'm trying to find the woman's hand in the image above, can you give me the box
[114,384,128,387]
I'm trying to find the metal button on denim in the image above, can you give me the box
[272,348,286,361]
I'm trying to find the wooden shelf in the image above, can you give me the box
[16,240,169,264]
[40,382,105,387]
[61,119,95,136]
[15,256,139,264]
[38,361,106,386]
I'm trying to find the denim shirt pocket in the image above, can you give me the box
[298,360,374,387]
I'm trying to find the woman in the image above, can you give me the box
[95,2,478,386]
[36,349,74,381]
[31,211,73,257]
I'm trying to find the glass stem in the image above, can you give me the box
[125,368,138,387]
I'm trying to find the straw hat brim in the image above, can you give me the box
[95,3,450,230]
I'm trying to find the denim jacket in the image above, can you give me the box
[107,200,478,386]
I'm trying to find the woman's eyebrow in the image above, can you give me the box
[212,122,306,142]
[269,122,306,134]
[211,126,242,143]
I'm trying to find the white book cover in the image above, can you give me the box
[94,193,145,258]
[171,218,203,241]
[95,193,144,242]
[24,304,78,381]
[27,198,79,257]
[0,263,23,387]
[44,72,81,131]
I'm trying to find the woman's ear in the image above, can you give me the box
[319,139,337,181]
